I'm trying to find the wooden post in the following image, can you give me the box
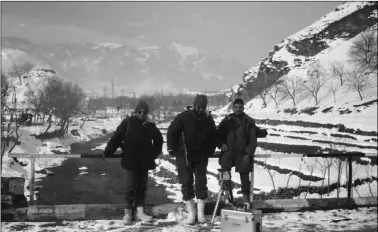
[348,156,352,198]
[30,157,36,205]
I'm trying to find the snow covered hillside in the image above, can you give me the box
[212,1,377,201]
[227,1,377,110]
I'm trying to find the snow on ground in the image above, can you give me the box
[152,159,182,203]
[1,207,376,232]
[2,111,377,231]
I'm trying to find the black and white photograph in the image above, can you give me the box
[1,1,377,231]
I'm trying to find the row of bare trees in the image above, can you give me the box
[1,59,87,164]
[1,59,36,165]
[262,156,374,199]
[256,30,377,107]
[86,92,228,120]
[25,75,87,138]
[1,72,21,165]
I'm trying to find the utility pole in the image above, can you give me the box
[104,85,107,98]
[111,78,114,99]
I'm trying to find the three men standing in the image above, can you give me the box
[105,95,261,226]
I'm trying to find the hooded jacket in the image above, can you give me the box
[167,108,217,163]
[104,114,163,171]
[217,112,258,172]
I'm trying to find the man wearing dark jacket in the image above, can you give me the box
[167,94,217,225]
[217,98,260,208]
[103,100,163,225]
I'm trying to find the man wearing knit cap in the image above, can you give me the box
[103,99,163,225]
[216,98,266,209]
[167,94,217,225]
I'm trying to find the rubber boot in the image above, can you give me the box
[122,208,133,225]
[184,199,196,225]
[197,199,206,223]
[134,206,153,222]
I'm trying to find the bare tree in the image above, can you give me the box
[303,61,329,105]
[8,60,34,85]
[267,82,282,108]
[1,72,10,110]
[257,87,270,108]
[56,82,86,137]
[286,172,293,188]
[304,159,317,198]
[263,158,277,191]
[1,74,23,165]
[315,158,328,198]
[324,158,335,196]
[279,75,304,107]
[333,158,346,199]
[328,81,338,103]
[298,162,302,199]
[37,76,86,138]
[350,163,361,197]
[346,70,370,101]
[330,61,346,86]
[365,163,374,197]
[25,78,48,122]
[349,30,377,73]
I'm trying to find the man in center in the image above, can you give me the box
[167,94,217,225]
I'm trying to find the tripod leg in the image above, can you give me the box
[210,180,223,230]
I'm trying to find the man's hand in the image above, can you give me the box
[221,144,228,152]
[241,154,252,168]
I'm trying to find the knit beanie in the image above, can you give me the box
[135,100,149,113]
[232,98,244,106]
[193,94,208,109]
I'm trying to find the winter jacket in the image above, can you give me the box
[104,115,163,172]
[167,109,217,164]
[217,113,258,172]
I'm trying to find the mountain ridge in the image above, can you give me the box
[1,37,245,95]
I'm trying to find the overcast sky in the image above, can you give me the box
[2,1,341,66]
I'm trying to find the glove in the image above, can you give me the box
[256,127,268,138]
[241,154,252,168]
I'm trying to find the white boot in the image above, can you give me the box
[197,199,206,223]
[122,208,133,225]
[134,206,153,222]
[184,199,197,225]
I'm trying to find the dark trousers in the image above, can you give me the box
[176,156,208,201]
[239,172,250,196]
[124,168,149,209]
[222,166,250,196]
